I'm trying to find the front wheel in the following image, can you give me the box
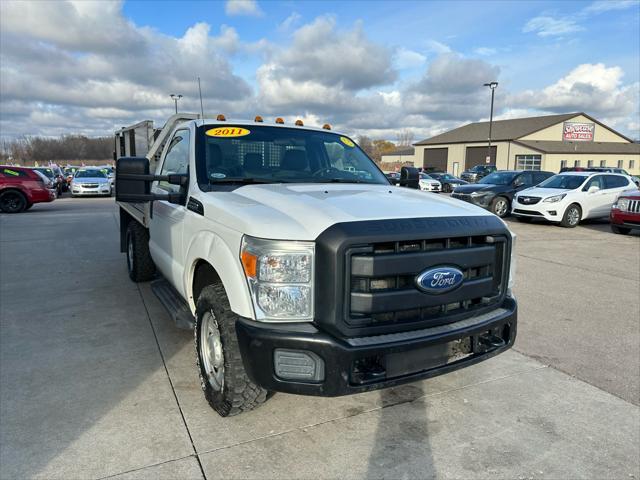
[490,196,510,218]
[443,183,452,193]
[195,284,270,417]
[611,225,631,235]
[560,204,581,228]
[0,190,27,213]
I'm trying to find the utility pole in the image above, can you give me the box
[483,82,498,164]
[170,94,183,114]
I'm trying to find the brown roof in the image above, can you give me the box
[413,112,635,146]
[514,140,640,154]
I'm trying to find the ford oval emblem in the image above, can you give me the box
[416,266,464,294]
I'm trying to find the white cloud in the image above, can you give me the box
[425,40,452,54]
[474,47,497,56]
[523,16,585,37]
[582,0,639,15]
[278,12,302,32]
[394,48,427,69]
[225,0,263,17]
[512,63,640,133]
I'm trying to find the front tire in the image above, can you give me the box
[560,204,581,228]
[443,183,452,193]
[490,196,510,218]
[0,190,27,213]
[195,284,269,417]
[611,225,631,235]
[125,221,156,282]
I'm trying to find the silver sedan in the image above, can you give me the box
[70,169,112,197]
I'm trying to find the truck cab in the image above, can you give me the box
[115,116,517,417]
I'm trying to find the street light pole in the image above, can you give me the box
[483,82,498,163]
[169,94,183,114]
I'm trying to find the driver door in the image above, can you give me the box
[581,175,608,218]
[149,129,190,292]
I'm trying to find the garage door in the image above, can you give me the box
[423,148,448,171]
[465,146,496,169]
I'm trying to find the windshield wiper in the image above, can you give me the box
[314,178,371,184]
[209,177,289,185]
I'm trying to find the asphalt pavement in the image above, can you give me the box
[1,196,638,479]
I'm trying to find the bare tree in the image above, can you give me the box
[396,129,414,148]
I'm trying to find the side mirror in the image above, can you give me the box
[115,157,187,204]
[588,185,600,193]
[399,166,420,189]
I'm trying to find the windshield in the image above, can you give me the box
[34,168,54,178]
[75,170,106,178]
[196,125,388,188]
[434,173,455,180]
[537,175,585,190]
[478,172,517,185]
[419,173,433,180]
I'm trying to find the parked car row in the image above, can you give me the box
[0,165,116,213]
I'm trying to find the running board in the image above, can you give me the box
[151,279,195,330]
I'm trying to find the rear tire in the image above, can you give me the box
[560,204,581,228]
[490,196,510,218]
[125,221,156,282]
[0,190,27,213]
[195,284,269,417]
[611,225,631,235]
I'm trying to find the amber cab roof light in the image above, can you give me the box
[254,115,263,122]
[322,123,331,130]
[216,114,226,121]
[275,117,285,124]
[294,119,304,126]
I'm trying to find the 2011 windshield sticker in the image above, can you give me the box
[206,127,251,138]
[340,136,355,148]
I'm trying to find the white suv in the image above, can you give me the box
[512,172,635,227]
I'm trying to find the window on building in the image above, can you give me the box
[574,160,581,167]
[618,160,623,168]
[600,160,606,167]
[587,160,594,168]
[560,160,567,170]
[515,154,541,171]
[630,160,636,169]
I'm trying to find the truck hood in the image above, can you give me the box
[201,183,494,240]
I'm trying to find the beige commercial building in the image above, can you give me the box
[413,112,640,176]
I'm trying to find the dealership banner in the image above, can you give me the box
[563,122,595,142]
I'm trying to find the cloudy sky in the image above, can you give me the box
[1,0,639,142]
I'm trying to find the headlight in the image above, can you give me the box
[240,236,314,322]
[508,232,517,291]
[613,198,629,211]
[470,191,489,196]
[543,194,566,203]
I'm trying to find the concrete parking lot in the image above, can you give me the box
[1,197,639,479]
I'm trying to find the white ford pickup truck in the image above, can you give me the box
[115,114,517,417]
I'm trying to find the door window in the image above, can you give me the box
[583,175,604,191]
[515,172,533,186]
[603,175,629,189]
[159,130,190,192]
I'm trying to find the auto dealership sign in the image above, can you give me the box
[563,122,595,142]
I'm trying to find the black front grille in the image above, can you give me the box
[345,236,507,330]
[517,196,541,205]
[314,215,512,337]
[513,209,543,216]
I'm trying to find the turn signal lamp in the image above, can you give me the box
[216,114,226,121]
[241,251,257,278]
[295,119,304,126]
[322,124,331,130]
[275,117,285,124]
[254,116,264,122]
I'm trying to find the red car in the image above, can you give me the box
[0,165,55,213]
[610,190,640,234]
